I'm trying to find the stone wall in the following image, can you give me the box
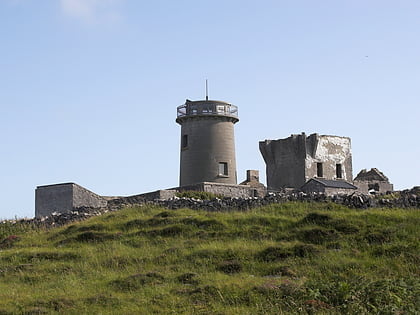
[72,184,108,208]
[355,181,394,195]
[35,183,73,218]
[18,187,420,228]
[353,168,394,194]
[260,134,306,190]
[179,182,260,198]
[34,181,263,217]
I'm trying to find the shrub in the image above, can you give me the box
[300,228,338,244]
[216,260,242,274]
[257,246,293,262]
[364,230,393,244]
[147,225,192,237]
[331,221,360,234]
[177,273,199,284]
[292,243,320,257]
[0,235,19,249]
[300,212,332,224]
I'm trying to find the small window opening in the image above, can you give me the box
[368,183,380,191]
[317,163,323,177]
[219,162,228,176]
[336,164,342,178]
[182,135,188,148]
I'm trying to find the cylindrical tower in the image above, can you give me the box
[176,99,239,187]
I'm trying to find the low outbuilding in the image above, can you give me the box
[301,178,357,196]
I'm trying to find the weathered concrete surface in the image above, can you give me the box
[354,168,394,194]
[35,183,107,218]
[177,99,239,186]
[260,133,353,191]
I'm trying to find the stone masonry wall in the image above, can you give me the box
[35,183,73,218]
[72,184,108,209]
[179,182,258,198]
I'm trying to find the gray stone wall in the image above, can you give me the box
[35,183,74,218]
[138,190,177,201]
[355,181,394,194]
[353,168,394,194]
[260,134,306,190]
[324,187,357,196]
[24,187,420,228]
[72,184,108,209]
[179,182,259,198]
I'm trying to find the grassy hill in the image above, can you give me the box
[0,202,419,314]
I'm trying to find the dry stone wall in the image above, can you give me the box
[5,188,419,228]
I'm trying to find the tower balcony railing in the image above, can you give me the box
[177,102,238,119]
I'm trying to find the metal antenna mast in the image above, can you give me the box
[205,79,209,101]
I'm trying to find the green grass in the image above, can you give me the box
[0,202,419,314]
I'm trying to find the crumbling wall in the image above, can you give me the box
[304,134,352,182]
[353,168,394,194]
[259,134,307,190]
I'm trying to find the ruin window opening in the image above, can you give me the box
[182,135,188,149]
[336,164,342,178]
[219,162,228,176]
[317,163,323,177]
[368,183,380,191]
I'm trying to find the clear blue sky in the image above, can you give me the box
[1,0,419,219]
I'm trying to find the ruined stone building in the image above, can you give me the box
[354,168,394,194]
[259,133,353,193]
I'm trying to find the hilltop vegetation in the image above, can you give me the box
[0,202,419,314]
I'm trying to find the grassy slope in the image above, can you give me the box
[0,202,419,314]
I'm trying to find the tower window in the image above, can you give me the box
[182,135,188,148]
[317,163,323,177]
[219,162,228,176]
[336,164,342,178]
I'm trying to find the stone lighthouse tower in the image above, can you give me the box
[176,98,239,187]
